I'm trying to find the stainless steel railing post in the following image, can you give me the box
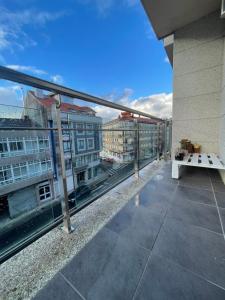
[134,119,140,179]
[55,95,74,233]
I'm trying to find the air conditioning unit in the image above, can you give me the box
[221,0,225,18]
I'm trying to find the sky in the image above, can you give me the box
[0,0,173,121]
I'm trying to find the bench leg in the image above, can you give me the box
[172,162,179,179]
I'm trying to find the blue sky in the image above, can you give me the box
[0,0,172,120]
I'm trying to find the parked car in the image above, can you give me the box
[68,185,91,203]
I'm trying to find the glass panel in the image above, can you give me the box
[138,120,160,169]
[0,84,64,261]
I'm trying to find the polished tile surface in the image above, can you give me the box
[34,163,225,300]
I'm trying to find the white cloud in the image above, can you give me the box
[164,56,170,63]
[51,74,64,84]
[6,64,48,75]
[94,88,172,122]
[0,85,23,108]
[0,7,66,52]
[78,0,138,16]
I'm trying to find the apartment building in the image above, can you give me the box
[26,91,102,194]
[102,112,162,162]
[0,117,53,219]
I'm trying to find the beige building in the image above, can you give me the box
[142,0,225,180]
[102,112,162,162]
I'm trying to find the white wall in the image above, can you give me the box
[172,11,225,158]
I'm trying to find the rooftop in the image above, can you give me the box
[29,91,96,115]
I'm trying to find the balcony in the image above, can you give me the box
[1,161,225,299]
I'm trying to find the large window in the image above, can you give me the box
[87,138,94,150]
[0,160,52,186]
[77,138,85,151]
[39,183,51,201]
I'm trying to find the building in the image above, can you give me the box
[142,0,225,180]
[0,116,53,219]
[25,91,103,195]
[102,112,162,162]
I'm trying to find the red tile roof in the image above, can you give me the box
[118,112,159,124]
[30,91,96,114]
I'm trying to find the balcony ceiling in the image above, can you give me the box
[141,0,221,39]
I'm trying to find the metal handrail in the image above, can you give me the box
[0,66,162,121]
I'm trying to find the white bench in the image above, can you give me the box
[172,153,225,179]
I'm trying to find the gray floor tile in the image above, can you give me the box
[61,227,149,300]
[208,169,223,182]
[174,185,215,206]
[135,184,173,216]
[152,218,225,289]
[33,274,82,300]
[178,176,212,190]
[134,254,225,300]
[167,196,222,234]
[106,200,164,250]
[149,176,178,192]
[218,208,225,232]
[180,166,210,179]
[212,181,225,193]
[215,192,225,208]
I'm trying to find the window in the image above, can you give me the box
[0,141,8,157]
[65,159,72,171]
[87,138,94,150]
[28,160,41,175]
[77,123,84,135]
[39,184,51,201]
[93,167,98,177]
[26,139,38,154]
[87,124,93,134]
[87,154,92,163]
[77,139,85,151]
[63,141,71,152]
[62,122,70,136]
[88,168,92,180]
[39,138,49,152]
[9,140,23,153]
[13,163,27,180]
[0,166,12,185]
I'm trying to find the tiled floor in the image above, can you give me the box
[34,163,225,300]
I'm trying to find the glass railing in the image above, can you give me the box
[0,71,172,262]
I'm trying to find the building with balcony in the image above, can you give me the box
[25,91,103,193]
[0,117,53,219]
[102,112,162,162]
